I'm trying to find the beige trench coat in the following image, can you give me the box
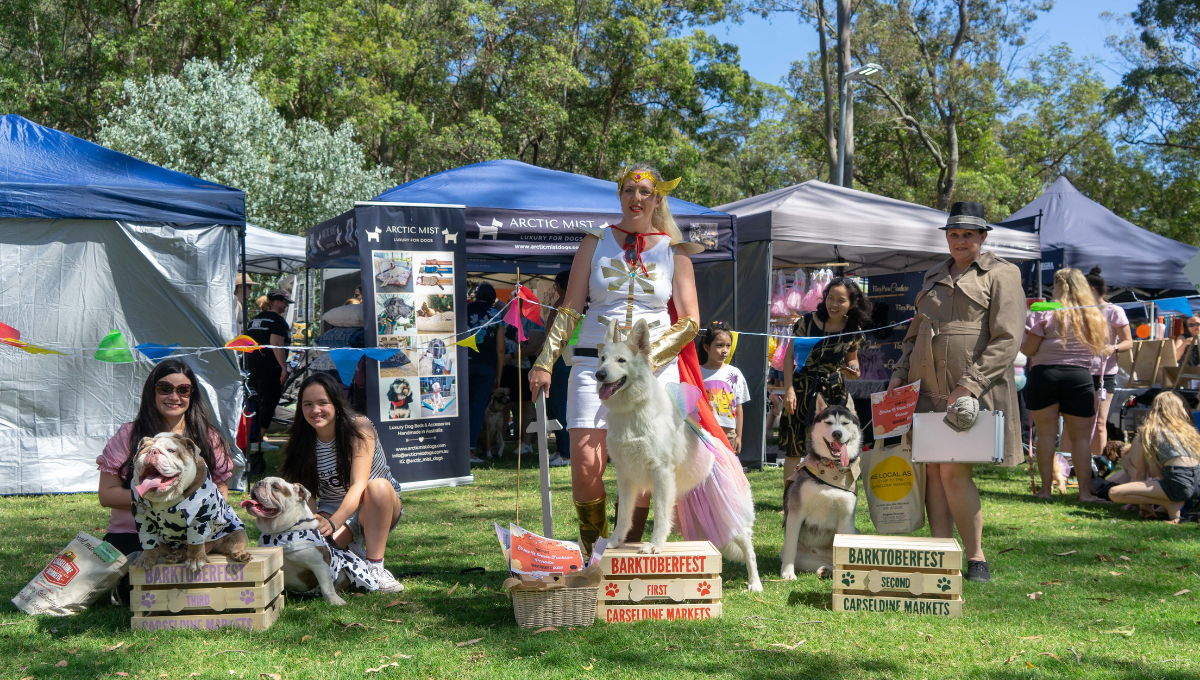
[891,251,1026,466]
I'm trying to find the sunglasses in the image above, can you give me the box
[155,382,192,398]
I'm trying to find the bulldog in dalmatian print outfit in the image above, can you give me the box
[242,477,377,605]
[131,433,251,573]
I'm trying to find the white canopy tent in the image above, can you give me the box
[244,224,306,274]
[717,180,1042,274]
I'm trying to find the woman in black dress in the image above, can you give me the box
[779,277,872,483]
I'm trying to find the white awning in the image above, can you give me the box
[244,224,306,274]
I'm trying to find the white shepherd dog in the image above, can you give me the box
[595,318,762,591]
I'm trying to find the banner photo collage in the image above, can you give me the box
[357,203,472,490]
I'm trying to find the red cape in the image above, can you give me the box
[669,300,734,452]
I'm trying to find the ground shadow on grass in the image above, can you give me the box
[786,589,831,609]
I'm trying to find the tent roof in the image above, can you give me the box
[0,114,245,225]
[1002,176,1196,291]
[244,224,306,274]
[372,159,727,216]
[716,180,1041,275]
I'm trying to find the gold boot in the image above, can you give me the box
[574,496,610,561]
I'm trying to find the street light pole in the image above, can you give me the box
[835,63,884,188]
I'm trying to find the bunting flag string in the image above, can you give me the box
[792,337,823,370]
[135,343,180,363]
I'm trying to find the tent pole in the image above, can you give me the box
[515,266,522,526]
[239,224,248,335]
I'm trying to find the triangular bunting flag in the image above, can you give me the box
[225,335,261,352]
[0,321,20,346]
[135,343,181,363]
[456,334,479,352]
[793,337,822,370]
[1029,301,1063,312]
[95,329,135,363]
[10,340,65,355]
[503,301,527,342]
[364,348,400,362]
[725,331,739,364]
[328,348,365,385]
[515,285,543,326]
[1155,297,1193,317]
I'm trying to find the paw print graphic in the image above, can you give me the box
[604,583,620,598]
[239,589,256,605]
[937,577,952,593]
[140,592,156,608]
[841,573,856,588]
[697,581,711,596]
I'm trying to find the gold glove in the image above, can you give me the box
[533,306,582,373]
[649,316,699,370]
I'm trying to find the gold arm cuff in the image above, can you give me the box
[649,317,699,370]
[533,307,582,373]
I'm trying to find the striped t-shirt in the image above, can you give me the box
[316,434,403,511]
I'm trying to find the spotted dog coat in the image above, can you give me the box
[133,475,245,548]
[258,526,378,592]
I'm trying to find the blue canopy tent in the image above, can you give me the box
[1001,176,1198,293]
[0,115,247,494]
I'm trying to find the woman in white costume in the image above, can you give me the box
[528,164,705,556]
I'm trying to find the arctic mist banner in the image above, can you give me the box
[356,202,472,491]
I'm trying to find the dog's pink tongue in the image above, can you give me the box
[829,441,849,468]
[598,382,616,401]
[240,498,262,512]
[135,476,165,496]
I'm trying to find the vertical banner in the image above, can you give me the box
[356,202,472,491]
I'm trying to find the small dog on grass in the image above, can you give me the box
[780,395,863,579]
[478,387,510,458]
[596,319,762,591]
[131,433,251,573]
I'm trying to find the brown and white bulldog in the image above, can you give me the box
[242,477,377,605]
[130,432,251,573]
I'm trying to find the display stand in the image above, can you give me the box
[832,535,963,617]
[129,547,285,630]
[596,541,723,622]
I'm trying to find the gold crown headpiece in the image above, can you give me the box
[616,168,682,198]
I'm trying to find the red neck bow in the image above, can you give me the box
[611,226,667,275]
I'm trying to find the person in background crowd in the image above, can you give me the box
[245,289,293,474]
[701,321,750,453]
[1024,267,1109,503]
[235,272,256,328]
[1110,391,1200,523]
[545,271,573,467]
[888,202,1025,584]
[1085,267,1133,460]
[465,282,505,464]
[344,285,363,306]
[96,359,234,600]
[279,373,405,591]
[501,293,545,457]
[780,277,869,486]
[1174,314,1200,366]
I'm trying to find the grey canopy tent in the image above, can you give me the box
[244,224,306,274]
[0,115,247,494]
[1002,176,1198,292]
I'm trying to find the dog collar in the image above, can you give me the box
[798,455,861,493]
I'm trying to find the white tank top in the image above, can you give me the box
[576,227,676,350]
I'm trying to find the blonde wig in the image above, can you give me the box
[621,163,684,244]
[1138,391,1200,462]
[1052,267,1108,356]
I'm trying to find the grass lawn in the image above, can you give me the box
[1,451,1197,679]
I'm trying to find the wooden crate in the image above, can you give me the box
[597,541,722,623]
[130,547,284,630]
[832,535,963,618]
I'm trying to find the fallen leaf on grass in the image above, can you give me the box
[115,674,129,677]
[1096,554,1112,563]
[531,627,558,635]
[582,663,594,670]
[259,674,282,680]
[768,640,806,650]
[1055,550,1077,556]
[457,638,484,648]
[336,620,372,630]
[1108,571,1124,576]
[383,600,407,608]
[1119,555,1131,562]
[1019,636,1042,640]
[1025,661,1035,668]
[447,583,459,597]
[1174,589,1192,596]
[54,660,67,667]
[1100,627,1135,636]
[998,547,1023,554]
[365,661,399,673]
[301,635,313,642]
[1040,652,1061,662]
[1041,580,1065,586]
[0,622,21,627]
[1063,518,1077,523]
[381,619,403,624]
[102,642,125,652]
[1027,592,1044,600]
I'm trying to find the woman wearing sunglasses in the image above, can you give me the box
[96,359,234,562]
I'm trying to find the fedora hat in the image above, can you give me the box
[940,201,991,231]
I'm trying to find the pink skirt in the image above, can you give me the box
[673,429,755,547]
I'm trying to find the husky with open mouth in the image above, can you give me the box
[130,433,251,573]
[780,395,863,578]
[597,319,762,591]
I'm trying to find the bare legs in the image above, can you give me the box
[1032,406,1061,499]
[322,478,402,561]
[925,462,984,562]
[570,428,649,508]
[1091,390,1114,457]
[1110,479,1184,522]
[1032,406,1101,501]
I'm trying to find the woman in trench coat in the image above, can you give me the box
[887,202,1026,584]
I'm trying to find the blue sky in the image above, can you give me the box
[713,0,1140,88]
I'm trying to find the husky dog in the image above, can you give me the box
[596,319,762,591]
[478,387,510,457]
[780,395,863,579]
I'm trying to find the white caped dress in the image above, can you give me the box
[566,227,680,430]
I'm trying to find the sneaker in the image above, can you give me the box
[966,560,992,583]
[258,440,279,452]
[368,562,405,593]
[520,443,533,455]
[470,455,485,465]
[547,453,569,467]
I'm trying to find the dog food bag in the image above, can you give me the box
[863,436,926,534]
[12,532,128,616]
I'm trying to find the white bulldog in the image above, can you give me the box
[241,477,377,605]
[131,432,250,572]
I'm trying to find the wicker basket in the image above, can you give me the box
[511,585,598,629]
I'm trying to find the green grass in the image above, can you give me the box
[1,452,1197,679]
